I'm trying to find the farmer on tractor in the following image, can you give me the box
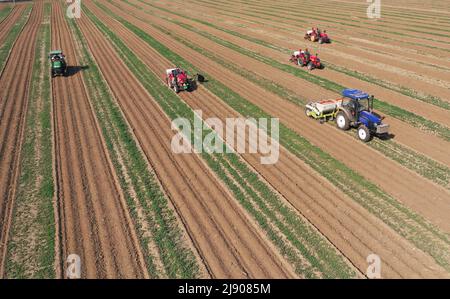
[304,48,311,62]
[166,67,191,93]
[305,28,331,44]
[305,89,390,142]
[290,48,322,70]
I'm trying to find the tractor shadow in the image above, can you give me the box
[65,65,89,77]
[188,74,208,92]
[378,133,396,141]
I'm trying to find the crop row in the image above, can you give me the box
[85,2,357,278]
[97,0,450,273]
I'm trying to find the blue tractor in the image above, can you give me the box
[335,89,390,142]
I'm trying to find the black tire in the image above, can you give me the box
[357,125,372,142]
[318,38,323,44]
[174,84,179,93]
[305,107,312,117]
[307,62,314,70]
[336,111,350,130]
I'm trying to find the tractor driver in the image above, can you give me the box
[304,48,311,62]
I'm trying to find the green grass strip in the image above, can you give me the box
[97,0,450,274]
[88,2,357,278]
[226,0,450,37]
[147,21,450,192]
[67,12,200,278]
[142,0,450,112]
[188,0,450,54]
[138,4,450,142]
[193,0,450,46]
[5,3,55,279]
[0,5,13,22]
[0,4,31,73]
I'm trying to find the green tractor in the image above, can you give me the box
[49,50,67,77]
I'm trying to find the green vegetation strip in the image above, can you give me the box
[98,1,450,273]
[122,0,450,193]
[224,0,450,37]
[0,5,13,22]
[135,2,450,142]
[147,0,450,110]
[5,3,55,279]
[0,4,31,73]
[88,2,357,278]
[146,20,450,192]
[193,0,450,46]
[189,0,450,54]
[67,13,200,278]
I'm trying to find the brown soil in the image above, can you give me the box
[0,1,43,277]
[51,2,147,279]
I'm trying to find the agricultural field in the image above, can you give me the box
[0,0,449,279]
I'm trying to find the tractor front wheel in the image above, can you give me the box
[357,125,372,142]
[336,111,350,130]
[305,107,312,117]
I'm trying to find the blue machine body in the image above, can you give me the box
[341,89,383,131]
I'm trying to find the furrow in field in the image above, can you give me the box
[181,0,450,60]
[0,5,25,44]
[65,7,206,278]
[135,0,450,127]
[77,4,293,279]
[3,2,55,279]
[105,0,450,234]
[191,0,450,50]
[88,0,450,278]
[51,2,147,279]
[159,2,450,104]
[0,1,42,277]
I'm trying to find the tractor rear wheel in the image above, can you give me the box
[307,62,314,70]
[336,111,350,130]
[357,125,372,142]
[319,38,323,44]
[174,84,179,93]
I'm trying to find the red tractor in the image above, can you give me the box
[318,31,331,44]
[166,67,191,93]
[289,50,323,70]
[307,55,323,70]
[305,28,331,44]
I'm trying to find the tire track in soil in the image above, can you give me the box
[167,0,450,70]
[130,0,450,168]
[105,0,450,238]
[0,5,25,45]
[191,0,450,53]
[0,1,42,277]
[158,5,450,122]
[51,2,147,279]
[76,5,294,279]
[88,1,450,278]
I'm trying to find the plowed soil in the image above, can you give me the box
[2,0,450,279]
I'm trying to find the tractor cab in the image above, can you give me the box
[49,50,67,77]
[341,89,372,121]
[336,89,389,142]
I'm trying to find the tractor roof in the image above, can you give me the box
[49,50,63,55]
[342,89,369,100]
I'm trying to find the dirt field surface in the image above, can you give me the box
[1,0,449,279]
